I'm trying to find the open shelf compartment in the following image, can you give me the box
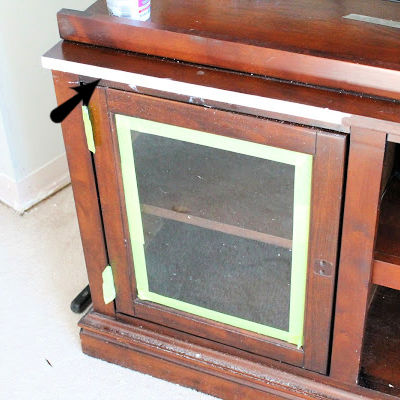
[360,286,400,395]
[362,142,400,395]
[373,142,400,290]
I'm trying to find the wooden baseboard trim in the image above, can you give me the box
[78,311,388,400]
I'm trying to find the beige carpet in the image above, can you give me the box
[0,185,216,400]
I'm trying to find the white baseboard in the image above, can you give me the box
[0,153,71,213]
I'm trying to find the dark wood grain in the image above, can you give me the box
[375,175,400,263]
[47,10,400,394]
[57,0,400,99]
[141,204,293,248]
[116,309,396,398]
[372,258,400,290]
[106,89,317,155]
[373,174,400,290]
[330,127,387,384]
[133,299,304,368]
[44,41,400,132]
[80,310,394,400]
[52,71,114,317]
[103,87,349,373]
[89,87,136,315]
[116,313,390,399]
[303,131,347,374]
[117,310,306,373]
[104,88,315,367]
[360,287,400,397]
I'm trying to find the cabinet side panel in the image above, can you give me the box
[330,127,386,384]
[52,71,114,317]
[303,132,347,373]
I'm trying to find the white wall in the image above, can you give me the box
[0,0,93,212]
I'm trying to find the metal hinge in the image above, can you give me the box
[82,105,96,153]
[102,265,116,304]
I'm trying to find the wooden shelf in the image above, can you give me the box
[373,175,400,290]
[142,204,292,248]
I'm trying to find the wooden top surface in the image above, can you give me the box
[44,41,400,132]
[58,0,400,98]
[83,0,399,67]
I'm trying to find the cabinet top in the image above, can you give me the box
[59,0,400,99]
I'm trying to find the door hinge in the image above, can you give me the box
[102,265,116,304]
[82,105,96,153]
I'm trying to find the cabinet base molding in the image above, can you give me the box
[79,311,381,400]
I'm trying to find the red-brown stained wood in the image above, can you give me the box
[114,310,393,398]
[303,131,347,374]
[89,87,136,315]
[106,89,317,155]
[44,41,400,133]
[103,85,310,366]
[52,71,114,317]
[330,127,387,384]
[142,204,293,248]
[374,174,400,262]
[101,87,349,373]
[53,41,400,129]
[82,331,285,400]
[373,174,400,290]
[343,117,400,138]
[372,259,400,291]
[117,311,303,371]
[79,310,393,400]
[57,0,400,100]
[133,299,304,368]
[46,5,400,395]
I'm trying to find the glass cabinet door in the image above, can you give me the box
[115,114,312,347]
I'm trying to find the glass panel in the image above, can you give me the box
[116,115,312,346]
[136,134,294,331]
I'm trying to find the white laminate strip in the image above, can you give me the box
[42,56,350,126]
[344,14,400,29]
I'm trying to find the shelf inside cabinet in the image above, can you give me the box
[133,131,295,242]
[141,204,292,248]
[373,175,400,290]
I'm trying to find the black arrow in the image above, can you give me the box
[50,79,101,123]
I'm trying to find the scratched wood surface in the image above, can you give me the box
[57,0,400,99]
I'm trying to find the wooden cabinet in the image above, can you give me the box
[45,0,400,398]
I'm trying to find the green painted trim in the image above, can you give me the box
[115,114,312,346]
[123,117,305,166]
[82,106,96,153]
[116,115,148,296]
[288,156,313,348]
[102,265,116,304]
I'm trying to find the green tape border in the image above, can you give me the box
[82,106,96,153]
[115,114,312,347]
